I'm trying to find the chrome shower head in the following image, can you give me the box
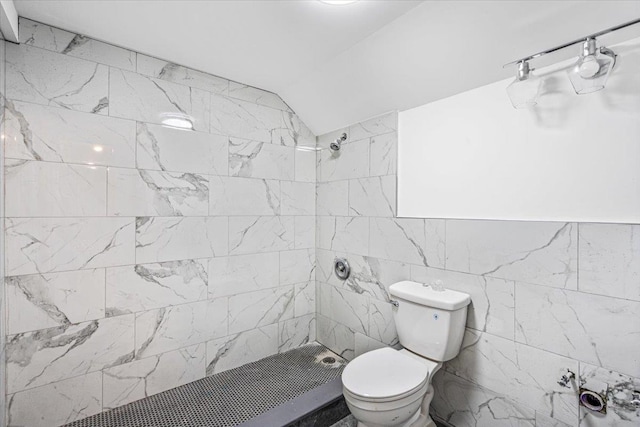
[330,133,347,152]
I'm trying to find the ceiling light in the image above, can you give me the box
[319,0,359,5]
[161,113,194,130]
[93,145,103,152]
[506,60,541,109]
[567,38,616,95]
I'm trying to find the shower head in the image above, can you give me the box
[330,133,348,152]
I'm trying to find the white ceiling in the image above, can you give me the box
[14,0,640,135]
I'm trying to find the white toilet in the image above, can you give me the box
[341,280,471,427]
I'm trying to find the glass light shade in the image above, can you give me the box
[507,73,541,109]
[567,39,616,95]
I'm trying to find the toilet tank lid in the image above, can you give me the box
[389,281,471,310]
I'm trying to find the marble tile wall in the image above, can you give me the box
[315,113,640,427]
[3,18,316,426]
[0,31,6,427]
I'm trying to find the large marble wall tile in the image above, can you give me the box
[136,216,228,263]
[6,43,109,114]
[445,330,578,426]
[211,95,281,143]
[136,122,228,175]
[110,68,210,131]
[281,249,316,285]
[317,139,369,182]
[317,181,349,216]
[318,285,368,335]
[106,260,208,316]
[276,111,315,148]
[5,100,135,167]
[369,132,397,176]
[317,216,369,255]
[228,287,295,334]
[137,54,228,94]
[354,332,386,358]
[369,218,445,268]
[281,182,315,216]
[279,315,315,353]
[6,159,107,217]
[229,216,294,255]
[7,269,105,335]
[108,168,209,216]
[349,175,396,217]
[295,148,316,183]
[206,324,278,375]
[368,299,398,346]
[7,371,102,427]
[20,18,136,70]
[103,344,205,409]
[411,266,515,340]
[536,414,573,427]
[317,314,355,360]
[348,112,397,142]
[579,363,640,426]
[7,315,135,393]
[515,284,640,378]
[6,217,134,275]
[229,138,294,180]
[446,220,577,289]
[294,216,316,249]
[431,371,536,427]
[578,223,640,301]
[209,252,280,298]
[135,299,227,359]
[209,176,279,216]
[228,82,289,111]
[294,282,316,317]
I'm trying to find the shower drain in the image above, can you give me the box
[322,356,337,364]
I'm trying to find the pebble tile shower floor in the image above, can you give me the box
[64,343,346,427]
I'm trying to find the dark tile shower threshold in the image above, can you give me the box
[65,343,348,427]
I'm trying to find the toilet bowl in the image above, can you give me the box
[342,347,441,427]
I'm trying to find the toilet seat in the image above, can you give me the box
[342,348,430,401]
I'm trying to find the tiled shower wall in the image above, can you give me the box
[0,31,6,427]
[3,18,316,426]
[315,113,640,427]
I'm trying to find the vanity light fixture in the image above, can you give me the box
[506,60,541,109]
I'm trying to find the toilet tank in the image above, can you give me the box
[390,281,471,362]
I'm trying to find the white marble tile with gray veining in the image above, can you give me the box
[294,282,316,318]
[295,216,316,250]
[431,370,536,427]
[20,18,136,70]
[106,260,208,316]
[206,324,278,375]
[110,68,210,131]
[281,249,316,285]
[108,168,209,216]
[411,266,515,340]
[228,287,295,334]
[368,299,398,346]
[317,181,349,216]
[7,314,135,393]
[209,252,280,298]
[229,137,294,180]
[295,148,316,183]
[211,94,282,143]
[6,217,135,276]
[209,176,279,216]
[137,122,228,175]
[319,285,369,335]
[103,344,205,409]
[136,216,228,264]
[317,314,355,361]
[6,43,109,114]
[228,82,290,111]
[137,54,228,94]
[515,283,640,378]
[317,139,369,182]
[275,111,316,148]
[229,216,294,255]
[135,299,227,359]
[349,175,396,217]
[578,223,640,301]
[281,182,315,215]
[7,269,105,335]
[445,329,579,426]
[349,112,397,142]
[446,220,577,289]
[279,314,315,353]
[369,218,445,268]
[354,332,387,358]
[369,132,397,176]
[317,216,369,256]
[4,100,135,167]
[7,371,102,427]
[5,159,107,217]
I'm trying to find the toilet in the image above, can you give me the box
[341,280,471,427]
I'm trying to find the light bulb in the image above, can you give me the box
[567,38,616,95]
[506,61,541,109]
[578,55,600,78]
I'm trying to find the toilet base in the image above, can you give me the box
[355,411,436,427]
